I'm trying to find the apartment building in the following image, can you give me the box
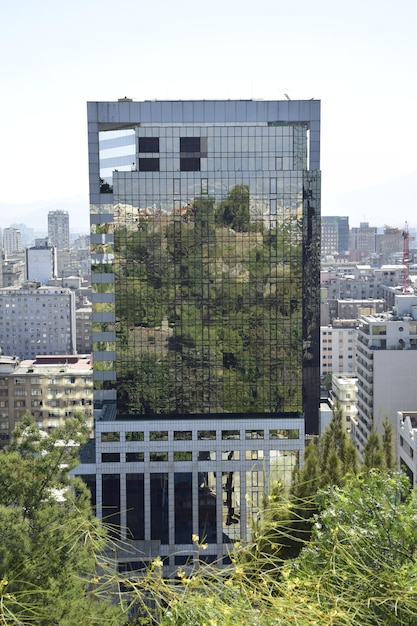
[0,354,93,446]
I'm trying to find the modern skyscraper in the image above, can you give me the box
[321,216,349,256]
[82,99,321,570]
[48,210,70,250]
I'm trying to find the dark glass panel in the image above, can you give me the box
[139,137,159,153]
[150,473,169,544]
[126,473,144,539]
[102,474,120,537]
[174,473,192,543]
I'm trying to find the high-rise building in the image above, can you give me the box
[79,99,321,570]
[3,227,23,256]
[349,222,377,260]
[321,216,349,256]
[48,210,70,250]
[26,238,57,284]
[354,294,417,457]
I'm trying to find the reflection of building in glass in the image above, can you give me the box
[78,99,321,572]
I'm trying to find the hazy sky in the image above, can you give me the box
[1,0,416,233]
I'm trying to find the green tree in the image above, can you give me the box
[382,416,396,470]
[128,471,417,625]
[287,470,417,625]
[363,426,385,470]
[215,185,250,232]
[0,414,126,625]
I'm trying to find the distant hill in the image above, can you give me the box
[323,169,417,229]
[0,195,89,234]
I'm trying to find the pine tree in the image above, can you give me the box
[382,417,395,470]
[0,414,126,625]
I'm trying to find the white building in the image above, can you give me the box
[320,322,356,377]
[26,238,57,284]
[354,294,417,456]
[330,374,358,432]
[0,282,76,359]
[3,227,22,255]
[397,411,417,486]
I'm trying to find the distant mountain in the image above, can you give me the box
[0,195,90,234]
[324,169,417,229]
[2,169,416,235]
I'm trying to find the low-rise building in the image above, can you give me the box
[0,354,93,446]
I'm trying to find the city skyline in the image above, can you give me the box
[1,0,415,232]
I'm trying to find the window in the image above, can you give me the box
[180,137,200,153]
[174,451,192,461]
[198,451,216,460]
[101,432,120,442]
[126,431,144,441]
[222,430,240,440]
[138,137,159,153]
[126,452,144,462]
[101,453,120,463]
[198,430,216,440]
[245,429,264,440]
[180,157,200,171]
[150,431,168,441]
[174,431,192,440]
[150,452,168,462]
[139,158,159,171]
[180,137,204,171]
[269,429,299,440]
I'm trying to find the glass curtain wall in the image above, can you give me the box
[111,123,307,418]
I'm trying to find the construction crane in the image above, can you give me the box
[402,222,410,292]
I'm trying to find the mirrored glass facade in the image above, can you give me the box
[86,99,320,569]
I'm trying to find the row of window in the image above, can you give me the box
[101,428,299,442]
[101,449,279,463]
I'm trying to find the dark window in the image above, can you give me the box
[139,158,159,171]
[126,452,144,462]
[180,137,200,153]
[139,137,159,153]
[102,474,120,537]
[126,474,144,539]
[102,452,120,463]
[180,157,200,172]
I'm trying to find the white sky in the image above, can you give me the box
[0,0,416,233]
